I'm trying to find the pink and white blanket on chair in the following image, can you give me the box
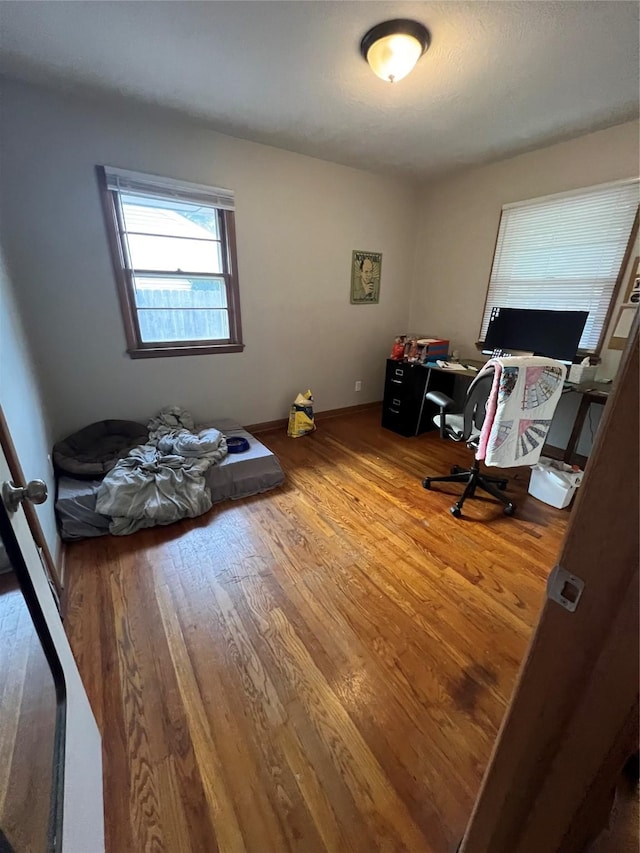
[476,356,567,468]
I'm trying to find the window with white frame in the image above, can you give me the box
[480,179,639,353]
[98,166,243,357]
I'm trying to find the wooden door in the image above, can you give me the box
[460,323,639,852]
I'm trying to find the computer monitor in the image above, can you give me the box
[484,308,588,362]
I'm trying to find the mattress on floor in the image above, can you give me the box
[56,419,284,540]
[55,477,111,540]
[203,419,285,502]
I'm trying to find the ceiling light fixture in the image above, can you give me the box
[360,19,430,83]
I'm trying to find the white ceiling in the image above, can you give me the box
[0,1,638,180]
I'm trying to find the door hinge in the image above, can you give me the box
[547,564,585,613]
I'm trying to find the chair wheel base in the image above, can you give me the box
[422,464,515,520]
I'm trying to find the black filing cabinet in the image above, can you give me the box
[382,359,456,437]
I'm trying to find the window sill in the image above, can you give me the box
[127,343,245,359]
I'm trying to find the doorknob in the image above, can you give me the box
[2,479,48,513]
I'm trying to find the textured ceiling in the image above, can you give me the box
[0,1,638,179]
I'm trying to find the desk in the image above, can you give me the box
[382,360,611,454]
[558,381,610,465]
[382,359,483,437]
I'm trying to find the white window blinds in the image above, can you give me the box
[103,166,235,210]
[480,179,639,352]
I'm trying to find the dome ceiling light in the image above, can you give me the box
[360,19,431,83]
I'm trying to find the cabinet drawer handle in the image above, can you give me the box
[390,379,403,384]
[392,398,401,406]
[389,408,400,414]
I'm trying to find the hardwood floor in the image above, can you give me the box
[64,409,569,853]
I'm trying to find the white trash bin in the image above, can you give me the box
[528,457,584,509]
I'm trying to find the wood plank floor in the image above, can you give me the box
[64,409,569,853]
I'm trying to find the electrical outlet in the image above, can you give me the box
[355,380,362,392]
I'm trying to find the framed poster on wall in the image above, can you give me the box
[350,250,382,304]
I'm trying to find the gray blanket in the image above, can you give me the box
[95,409,227,536]
[148,406,195,443]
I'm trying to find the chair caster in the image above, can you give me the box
[498,480,508,490]
[450,465,461,475]
[450,505,462,518]
[504,503,516,516]
[422,478,431,490]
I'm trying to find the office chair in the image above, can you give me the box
[422,365,516,518]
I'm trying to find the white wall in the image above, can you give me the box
[409,120,640,359]
[0,80,418,440]
[0,241,58,558]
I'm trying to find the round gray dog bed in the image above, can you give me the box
[53,420,148,479]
